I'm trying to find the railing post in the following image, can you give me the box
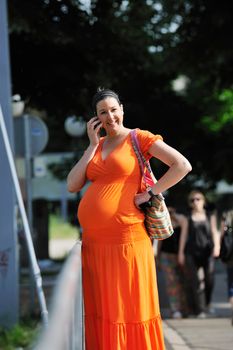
[35,241,84,350]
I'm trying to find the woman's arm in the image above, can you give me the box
[149,140,192,194]
[220,219,225,239]
[210,213,220,257]
[67,144,98,192]
[67,117,102,193]
[135,140,192,206]
[177,214,188,266]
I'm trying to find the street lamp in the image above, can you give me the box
[12,94,25,117]
[64,115,86,138]
[171,75,190,95]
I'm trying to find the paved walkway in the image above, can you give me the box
[162,267,233,350]
[164,316,233,350]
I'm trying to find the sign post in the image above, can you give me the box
[0,0,19,327]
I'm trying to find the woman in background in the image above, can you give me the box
[185,190,220,318]
[157,203,189,319]
[220,210,233,326]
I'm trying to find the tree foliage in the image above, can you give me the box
[7,0,233,187]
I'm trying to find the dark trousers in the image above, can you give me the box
[184,254,215,315]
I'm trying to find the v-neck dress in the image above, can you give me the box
[78,129,165,350]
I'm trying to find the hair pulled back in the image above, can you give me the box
[92,87,121,114]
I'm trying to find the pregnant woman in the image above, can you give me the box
[67,88,192,350]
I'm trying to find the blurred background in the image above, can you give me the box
[8,0,233,201]
[1,0,233,341]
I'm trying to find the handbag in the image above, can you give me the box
[130,129,174,240]
[220,219,233,263]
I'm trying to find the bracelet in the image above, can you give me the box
[146,187,156,198]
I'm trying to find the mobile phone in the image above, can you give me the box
[94,117,101,129]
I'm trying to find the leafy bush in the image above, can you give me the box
[0,321,39,350]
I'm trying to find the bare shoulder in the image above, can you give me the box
[176,213,188,224]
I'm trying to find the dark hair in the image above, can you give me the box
[92,87,121,114]
[188,189,206,204]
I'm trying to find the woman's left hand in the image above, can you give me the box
[213,242,220,258]
[134,191,150,209]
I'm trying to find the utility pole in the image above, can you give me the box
[0,0,19,327]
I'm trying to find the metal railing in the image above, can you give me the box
[0,105,48,325]
[35,241,84,350]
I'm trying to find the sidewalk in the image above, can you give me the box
[29,241,233,349]
[164,317,233,350]
[162,263,233,350]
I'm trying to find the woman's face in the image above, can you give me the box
[96,97,124,135]
[189,192,205,209]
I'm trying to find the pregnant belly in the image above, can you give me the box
[78,182,141,230]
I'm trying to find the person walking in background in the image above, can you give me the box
[157,202,189,319]
[184,189,220,318]
[220,210,233,326]
[67,87,192,350]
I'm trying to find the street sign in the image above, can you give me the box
[14,115,49,157]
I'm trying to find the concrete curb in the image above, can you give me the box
[163,321,192,350]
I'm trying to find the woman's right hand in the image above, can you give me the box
[87,117,103,146]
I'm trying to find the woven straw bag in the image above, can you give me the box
[130,129,174,240]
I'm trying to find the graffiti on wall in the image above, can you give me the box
[0,248,10,279]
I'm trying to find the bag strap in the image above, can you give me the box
[130,129,154,187]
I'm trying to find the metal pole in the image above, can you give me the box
[24,115,34,232]
[24,114,36,315]
[0,105,49,326]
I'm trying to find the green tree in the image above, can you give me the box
[8,0,233,187]
[155,0,233,184]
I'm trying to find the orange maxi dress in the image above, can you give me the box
[78,129,165,350]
